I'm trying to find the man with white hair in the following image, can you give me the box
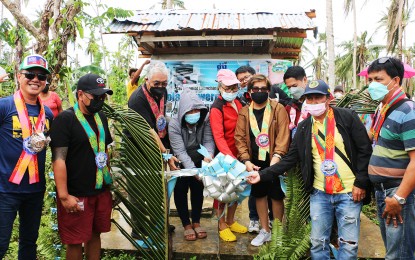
[127,61,179,239]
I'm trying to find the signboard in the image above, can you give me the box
[164,59,292,116]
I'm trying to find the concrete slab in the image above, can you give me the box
[102,194,386,259]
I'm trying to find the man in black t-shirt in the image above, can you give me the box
[50,73,113,260]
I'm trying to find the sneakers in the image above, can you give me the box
[248,220,260,233]
[251,229,271,247]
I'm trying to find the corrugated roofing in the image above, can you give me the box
[108,9,315,33]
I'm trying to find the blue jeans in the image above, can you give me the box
[310,189,362,260]
[375,186,415,260]
[0,192,44,260]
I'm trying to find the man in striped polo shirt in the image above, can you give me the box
[367,57,415,259]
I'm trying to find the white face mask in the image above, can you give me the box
[304,102,327,117]
[334,92,343,99]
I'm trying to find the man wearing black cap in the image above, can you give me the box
[50,73,113,260]
[248,80,372,259]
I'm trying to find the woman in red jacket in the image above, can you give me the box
[209,69,248,242]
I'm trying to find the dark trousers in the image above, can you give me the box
[0,191,44,260]
[174,176,204,227]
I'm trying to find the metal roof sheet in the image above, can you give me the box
[108,9,315,33]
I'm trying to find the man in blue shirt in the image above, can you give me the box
[0,54,53,260]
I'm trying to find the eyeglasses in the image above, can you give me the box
[251,87,269,93]
[238,75,251,83]
[221,85,239,93]
[377,57,400,74]
[83,92,107,101]
[21,72,47,81]
[152,81,168,88]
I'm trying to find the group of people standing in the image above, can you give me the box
[0,54,414,260]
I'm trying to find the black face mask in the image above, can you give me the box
[84,98,104,114]
[42,85,49,94]
[251,92,269,104]
[150,87,165,99]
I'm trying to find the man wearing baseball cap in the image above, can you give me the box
[50,73,113,259]
[248,80,372,259]
[0,54,54,259]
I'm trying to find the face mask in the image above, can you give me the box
[150,87,165,98]
[185,112,200,125]
[368,80,393,101]
[84,98,105,114]
[238,87,247,98]
[305,102,327,117]
[42,85,49,94]
[222,92,238,102]
[334,92,343,99]
[251,92,269,104]
[289,87,305,100]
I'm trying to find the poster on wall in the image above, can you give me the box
[164,59,292,116]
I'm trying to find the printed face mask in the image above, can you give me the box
[185,112,200,124]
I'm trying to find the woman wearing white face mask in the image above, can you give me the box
[209,69,248,242]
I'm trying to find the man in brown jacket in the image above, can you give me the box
[235,74,290,246]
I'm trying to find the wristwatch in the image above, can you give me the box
[393,194,406,205]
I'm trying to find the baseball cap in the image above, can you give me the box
[76,74,113,96]
[216,69,240,86]
[334,85,344,92]
[19,54,50,74]
[304,80,331,95]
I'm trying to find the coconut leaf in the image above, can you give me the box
[103,104,168,260]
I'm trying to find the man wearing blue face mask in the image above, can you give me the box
[168,88,215,241]
[366,57,415,259]
[247,80,372,259]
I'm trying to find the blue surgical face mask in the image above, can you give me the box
[222,92,238,102]
[185,112,200,125]
[237,87,247,98]
[368,79,393,101]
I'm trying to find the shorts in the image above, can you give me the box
[251,177,285,200]
[57,189,112,245]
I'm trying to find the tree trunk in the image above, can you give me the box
[166,0,173,9]
[396,0,404,60]
[352,0,357,90]
[326,0,336,90]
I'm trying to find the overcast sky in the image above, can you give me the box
[10,0,415,67]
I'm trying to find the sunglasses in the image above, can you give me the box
[152,81,168,88]
[251,87,269,93]
[377,57,400,74]
[21,72,47,81]
[83,91,107,101]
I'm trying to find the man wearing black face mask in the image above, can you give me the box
[50,73,114,259]
[235,74,290,246]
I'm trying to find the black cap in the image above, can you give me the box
[77,74,113,96]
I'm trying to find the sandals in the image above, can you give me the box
[193,226,207,239]
[219,227,236,242]
[228,221,248,234]
[184,228,197,241]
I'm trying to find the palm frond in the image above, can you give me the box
[103,104,168,260]
[254,166,311,260]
